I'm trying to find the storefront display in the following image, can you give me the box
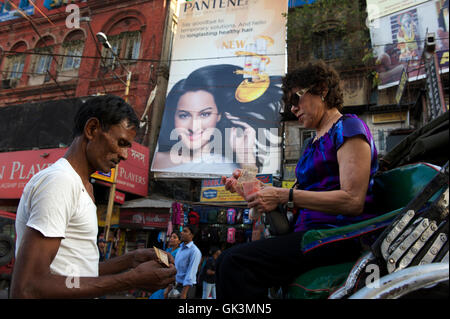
[170,202,254,256]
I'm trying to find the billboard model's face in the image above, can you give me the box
[174,90,222,152]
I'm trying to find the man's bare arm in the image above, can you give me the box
[99,246,175,276]
[10,227,176,299]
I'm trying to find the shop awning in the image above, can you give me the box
[121,194,173,209]
[0,210,16,220]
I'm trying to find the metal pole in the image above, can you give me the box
[103,46,132,255]
[124,71,131,102]
[104,165,118,246]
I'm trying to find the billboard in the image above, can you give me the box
[366,0,429,21]
[368,0,449,90]
[151,0,288,178]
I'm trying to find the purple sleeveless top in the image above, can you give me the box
[294,114,379,232]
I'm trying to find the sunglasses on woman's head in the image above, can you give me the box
[290,87,311,108]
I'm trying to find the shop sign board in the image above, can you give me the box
[372,111,407,124]
[151,0,288,179]
[91,169,115,183]
[368,0,449,90]
[90,142,149,196]
[91,142,149,196]
[0,147,66,199]
[43,0,86,10]
[282,164,296,188]
[282,181,296,189]
[200,174,273,203]
[114,191,125,204]
[119,210,170,229]
[0,142,149,199]
[97,205,120,227]
[0,0,34,23]
[424,53,447,120]
[395,67,408,105]
[289,0,316,8]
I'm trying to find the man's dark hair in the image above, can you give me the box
[73,95,139,138]
[209,246,220,256]
[183,225,198,237]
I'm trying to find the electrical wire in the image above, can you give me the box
[1,3,447,102]
[1,48,287,64]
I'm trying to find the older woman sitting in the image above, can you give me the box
[216,60,379,299]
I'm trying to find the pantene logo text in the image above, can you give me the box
[184,0,248,12]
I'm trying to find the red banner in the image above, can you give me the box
[114,191,125,205]
[0,148,66,199]
[119,210,169,229]
[115,142,149,197]
[0,142,149,199]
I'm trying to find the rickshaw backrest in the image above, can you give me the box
[289,163,444,299]
[371,163,441,214]
[300,162,442,253]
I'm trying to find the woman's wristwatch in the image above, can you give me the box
[287,188,294,209]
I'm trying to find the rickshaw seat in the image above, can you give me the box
[288,162,442,299]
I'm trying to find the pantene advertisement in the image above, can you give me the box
[151,0,288,178]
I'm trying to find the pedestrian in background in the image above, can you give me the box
[166,230,182,258]
[202,247,221,299]
[165,225,202,299]
[98,238,106,262]
[149,230,181,299]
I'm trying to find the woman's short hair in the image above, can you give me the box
[72,94,139,138]
[282,60,344,111]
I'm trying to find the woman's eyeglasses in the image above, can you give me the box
[290,87,311,108]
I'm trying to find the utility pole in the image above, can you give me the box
[95,32,132,252]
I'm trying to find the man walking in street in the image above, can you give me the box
[11,95,176,298]
[202,246,221,299]
[165,225,202,299]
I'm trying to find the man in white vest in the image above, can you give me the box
[11,95,176,298]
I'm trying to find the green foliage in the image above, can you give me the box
[286,0,371,68]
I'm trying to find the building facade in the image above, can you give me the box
[0,0,177,121]
[282,0,448,185]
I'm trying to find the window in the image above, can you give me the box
[101,31,141,67]
[101,34,122,67]
[8,55,25,79]
[61,30,85,71]
[33,36,54,77]
[313,30,344,60]
[2,42,27,87]
[299,129,315,157]
[124,31,141,61]
[62,42,83,70]
[35,50,52,75]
